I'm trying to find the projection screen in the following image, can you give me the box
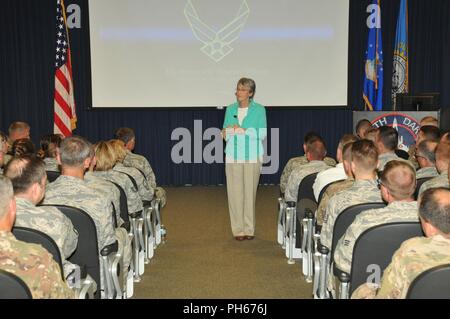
[89,0,349,108]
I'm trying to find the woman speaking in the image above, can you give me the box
[222,77,267,241]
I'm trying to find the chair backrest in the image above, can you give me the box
[46,170,61,183]
[414,177,433,200]
[406,263,450,299]
[294,172,319,248]
[0,269,32,299]
[12,226,64,279]
[349,222,423,296]
[40,204,101,299]
[331,202,386,254]
[110,181,129,223]
[297,172,318,204]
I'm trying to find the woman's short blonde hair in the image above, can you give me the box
[108,139,127,163]
[94,141,116,171]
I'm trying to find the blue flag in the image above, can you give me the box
[392,0,408,106]
[363,0,384,111]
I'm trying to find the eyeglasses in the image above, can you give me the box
[376,178,385,189]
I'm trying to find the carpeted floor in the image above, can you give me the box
[133,185,312,299]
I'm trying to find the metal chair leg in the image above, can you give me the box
[277,197,286,246]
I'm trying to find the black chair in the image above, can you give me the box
[331,203,386,256]
[110,176,146,280]
[295,172,319,248]
[0,269,32,299]
[46,170,61,183]
[339,222,423,298]
[414,177,433,200]
[316,202,385,299]
[406,263,450,299]
[40,204,101,299]
[12,226,64,279]
[110,182,130,226]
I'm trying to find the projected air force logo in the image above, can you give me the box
[371,113,420,151]
[184,0,250,62]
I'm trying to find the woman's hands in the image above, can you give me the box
[222,125,246,139]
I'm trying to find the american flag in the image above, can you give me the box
[54,0,76,137]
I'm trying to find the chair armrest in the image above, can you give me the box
[334,265,350,283]
[142,200,152,208]
[305,208,314,219]
[121,221,131,232]
[286,201,296,208]
[318,243,329,255]
[100,241,118,256]
[129,211,143,219]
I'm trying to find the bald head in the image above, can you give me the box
[419,188,450,235]
[380,160,416,201]
[435,140,450,173]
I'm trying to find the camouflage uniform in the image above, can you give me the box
[91,170,144,214]
[43,157,59,172]
[316,178,354,226]
[352,234,450,299]
[280,156,336,194]
[85,172,123,226]
[43,175,116,251]
[15,197,78,261]
[416,166,439,180]
[320,179,382,249]
[43,175,132,287]
[85,172,136,285]
[334,201,419,274]
[284,160,331,202]
[124,151,166,207]
[418,171,450,196]
[377,152,401,171]
[113,163,153,202]
[280,157,308,194]
[124,151,156,188]
[0,230,75,299]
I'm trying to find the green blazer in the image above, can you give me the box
[222,100,267,161]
